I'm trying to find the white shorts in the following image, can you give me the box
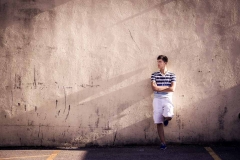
[153,97,174,124]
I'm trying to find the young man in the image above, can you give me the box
[151,55,176,150]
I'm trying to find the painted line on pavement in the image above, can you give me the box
[205,147,222,160]
[46,150,60,160]
[0,155,50,159]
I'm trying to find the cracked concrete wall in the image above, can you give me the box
[0,0,240,147]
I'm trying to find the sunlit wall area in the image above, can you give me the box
[0,0,240,146]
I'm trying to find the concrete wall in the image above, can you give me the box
[0,0,240,147]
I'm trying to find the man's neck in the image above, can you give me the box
[160,68,168,75]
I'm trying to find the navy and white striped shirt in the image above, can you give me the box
[151,71,176,99]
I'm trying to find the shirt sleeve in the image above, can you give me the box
[151,73,156,82]
[171,74,176,82]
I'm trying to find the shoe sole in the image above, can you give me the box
[164,121,168,126]
[161,147,167,150]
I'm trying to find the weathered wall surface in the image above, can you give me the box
[0,0,240,147]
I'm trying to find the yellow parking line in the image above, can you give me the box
[46,150,60,160]
[205,147,222,160]
[0,154,49,160]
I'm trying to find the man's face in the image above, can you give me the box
[157,59,166,69]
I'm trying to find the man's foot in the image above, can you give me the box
[160,143,167,150]
[164,119,169,126]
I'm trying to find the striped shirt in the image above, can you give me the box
[151,71,176,99]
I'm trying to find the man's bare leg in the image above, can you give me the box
[157,123,165,144]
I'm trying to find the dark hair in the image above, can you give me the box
[157,55,168,63]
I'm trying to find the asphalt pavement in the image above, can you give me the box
[0,144,239,160]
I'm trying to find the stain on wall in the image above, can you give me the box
[0,0,240,147]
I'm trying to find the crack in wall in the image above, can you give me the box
[65,105,70,121]
[128,29,142,53]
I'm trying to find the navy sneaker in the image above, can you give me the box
[160,143,167,150]
[164,119,169,126]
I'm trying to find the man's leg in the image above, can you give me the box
[157,123,165,144]
[164,117,172,121]
[162,99,174,121]
[163,100,174,126]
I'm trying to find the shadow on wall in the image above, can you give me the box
[83,84,240,147]
[111,0,176,27]
[174,84,240,144]
[0,0,72,27]
[0,67,154,146]
[0,0,178,47]
[1,70,240,146]
[0,0,73,47]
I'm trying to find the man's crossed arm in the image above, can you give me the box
[151,81,176,92]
